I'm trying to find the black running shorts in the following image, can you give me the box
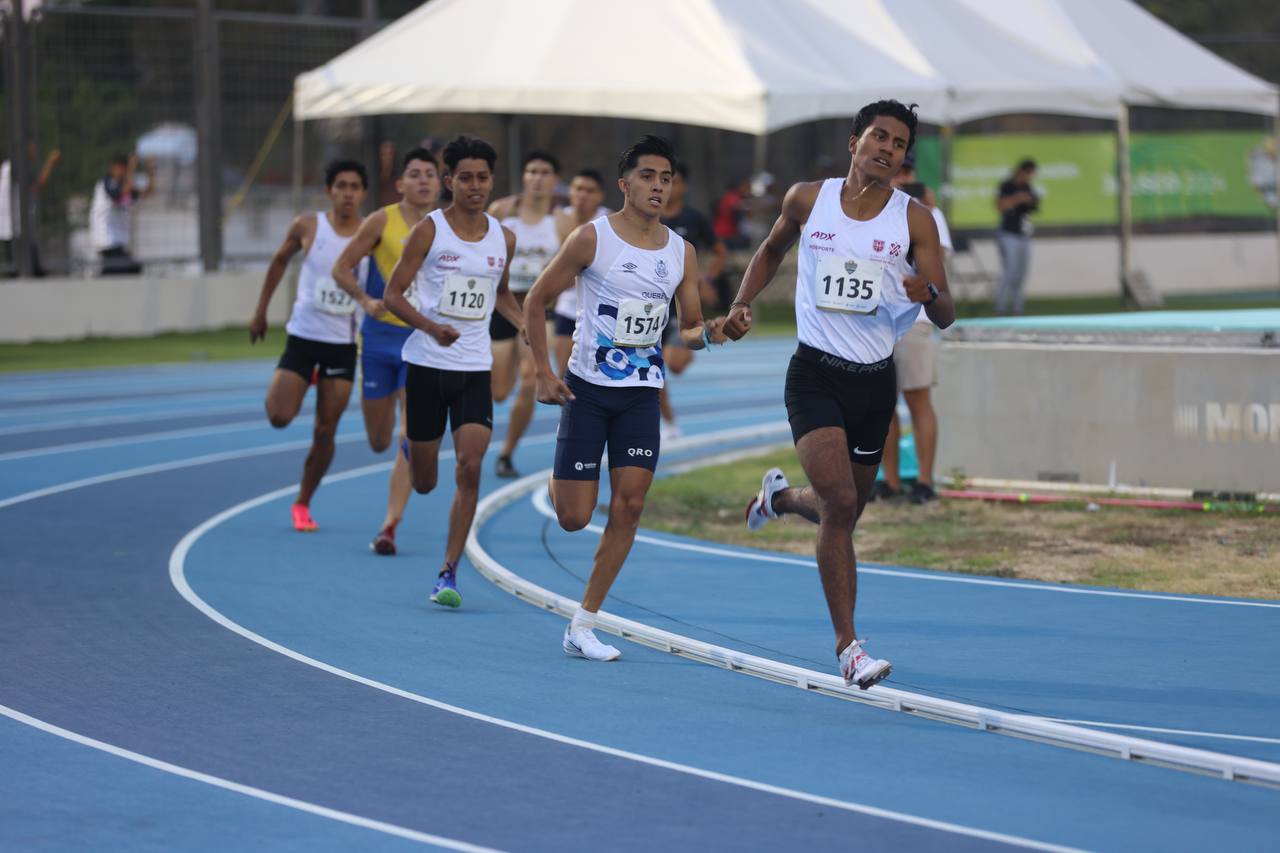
[784,343,897,466]
[488,292,526,342]
[277,334,357,383]
[405,363,493,443]
[553,372,660,481]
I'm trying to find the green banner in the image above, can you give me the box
[939,131,1276,229]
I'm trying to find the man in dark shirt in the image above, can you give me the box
[658,160,727,438]
[994,158,1038,315]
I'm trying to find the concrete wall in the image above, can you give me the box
[0,272,290,343]
[935,341,1280,494]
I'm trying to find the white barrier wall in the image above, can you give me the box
[935,341,1280,494]
[0,272,289,343]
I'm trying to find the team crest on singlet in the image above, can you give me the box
[655,259,668,279]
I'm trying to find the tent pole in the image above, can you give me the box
[1116,103,1134,306]
[1273,108,1280,293]
[939,123,954,221]
[504,114,521,196]
[752,133,768,176]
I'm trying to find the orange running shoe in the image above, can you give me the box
[291,503,318,532]
[371,522,397,555]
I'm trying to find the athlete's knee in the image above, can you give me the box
[266,408,293,430]
[556,503,592,532]
[411,466,438,494]
[818,485,858,525]
[454,454,483,488]
[610,491,647,527]
[312,421,338,445]
[368,433,392,453]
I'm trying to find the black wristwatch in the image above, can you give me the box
[925,282,940,305]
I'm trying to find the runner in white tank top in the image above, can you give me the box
[287,210,367,344]
[721,101,956,689]
[487,150,563,480]
[523,136,728,662]
[382,135,523,611]
[248,159,370,533]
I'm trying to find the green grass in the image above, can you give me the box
[0,325,278,373]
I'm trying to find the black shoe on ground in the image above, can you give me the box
[909,482,937,504]
[495,455,520,479]
[869,481,900,502]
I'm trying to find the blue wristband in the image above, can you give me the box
[702,327,713,349]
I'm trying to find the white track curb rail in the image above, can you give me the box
[464,424,1280,789]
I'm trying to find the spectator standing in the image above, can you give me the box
[90,153,155,275]
[993,158,1037,315]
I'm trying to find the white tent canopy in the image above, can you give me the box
[294,0,1276,132]
[294,0,952,134]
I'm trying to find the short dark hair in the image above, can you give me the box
[1017,158,1038,172]
[110,154,129,167]
[522,149,560,174]
[574,168,604,188]
[400,147,438,174]
[442,135,497,173]
[617,135,675,178]
[325,158,368,189]
[672,160,690,180]
[851,99,919,151]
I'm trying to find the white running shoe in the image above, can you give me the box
[563,625,621,661]
[660,421,681,442]
[746,467,788,531]
[839,639,892,690]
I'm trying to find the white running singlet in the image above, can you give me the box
[401,208,508,371]
[501,213,558,294]
[567,216,684,389]
[286,211,367,345]
[795,180,919,363]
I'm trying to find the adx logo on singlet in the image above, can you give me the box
[439,254,460,262]
[809,230,836,241]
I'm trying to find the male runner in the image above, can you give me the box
[249,159,369,532]
[552,169,608,375]
[331,148,441,555]
[382,135,522,609]
[724,100,955,688]
[487,150,561,479]
[658,159,728,439]
[525,135,725,661]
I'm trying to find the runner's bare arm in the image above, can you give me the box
[677,241,725,349]
[250,214,312,343]
[331,209,386,316]
[384,217,459,345]
[723,181,820,340]
[492,227,523,330]
[525,223,597,403]
[903,201,955,329]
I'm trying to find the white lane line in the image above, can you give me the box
[1048,720,1280,746]
[0,432,370,511]
[0,402,273,437]
[0,703,503,853]
[529,490,1280,610]
[163,448,1076,853]
[0,419,278,462]
[0,387,262,421]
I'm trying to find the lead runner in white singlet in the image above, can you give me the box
[722,100,955,690]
